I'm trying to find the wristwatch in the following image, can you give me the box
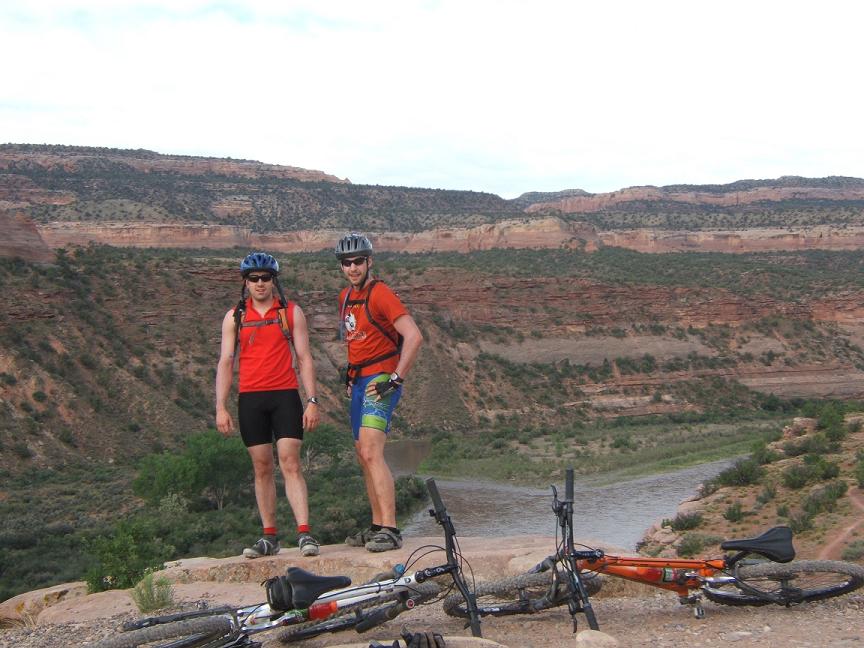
[307,397,319,405]
[390,372,404,385]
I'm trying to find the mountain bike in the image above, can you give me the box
[91,478,481,648]
[444,467,864,632]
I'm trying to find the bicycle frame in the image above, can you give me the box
[573,552,728,599]
[211,568,452,636]
[551,468,797,628]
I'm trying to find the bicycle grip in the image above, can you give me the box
[565,468,574,502]
[355,603,403,633]
[426,478,446,515]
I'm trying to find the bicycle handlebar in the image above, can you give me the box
[565,468,574,503]
[426,478,447,518]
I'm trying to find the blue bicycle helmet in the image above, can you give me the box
[334,233,373,259]
[240,252,279,276]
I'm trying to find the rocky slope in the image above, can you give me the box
[525,176,864,213]
[5,145,864,255]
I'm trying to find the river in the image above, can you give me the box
[385,440,733,550]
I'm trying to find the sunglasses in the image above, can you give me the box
[340,257,368,268]
[246,274,274,283]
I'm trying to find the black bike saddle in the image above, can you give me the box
[286,566,352,609]
[721,525,795,563]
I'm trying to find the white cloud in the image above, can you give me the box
[2,0,863,198]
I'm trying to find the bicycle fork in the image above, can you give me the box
[565,570,597,633]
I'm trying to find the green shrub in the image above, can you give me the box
[84,519,175,592]
[782,464,813,489]
[131,570,175,612]
[803,454,840,480]
[663,512,703,531]
[787,510,813,534]
[723,502,744,522]
[776,503,789,518]
[841,540,864,561]
[751,442,780,465]
[676,533,705,558]
[715,459,764,487]
[803,481,848,515]
[756,483,777,504]
[782,433,835,457]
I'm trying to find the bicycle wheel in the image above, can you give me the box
[703,560,864,607]
[443,570,602,618]
[89,615,233,648]
[277,582,441,644]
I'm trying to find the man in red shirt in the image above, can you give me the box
[215,252,321,558]
[336,233,423,552]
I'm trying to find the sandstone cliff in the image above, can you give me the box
[0,210,54,263]
[526,176,864,213]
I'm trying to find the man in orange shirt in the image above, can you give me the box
[215,252,321,558]
[336,233,423,552]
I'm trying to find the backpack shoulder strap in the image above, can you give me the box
[232,298,247,354]
[364,281,401,349]
[276,301,295,342]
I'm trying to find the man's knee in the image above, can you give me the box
[356,444,384,467]
[278,454,302,477]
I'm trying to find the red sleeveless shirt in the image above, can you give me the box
[237,298,298,393]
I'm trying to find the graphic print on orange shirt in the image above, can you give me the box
[339,281,407,377]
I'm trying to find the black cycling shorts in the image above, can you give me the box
[237,389,304,447]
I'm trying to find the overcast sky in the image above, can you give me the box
[2,0,862,198]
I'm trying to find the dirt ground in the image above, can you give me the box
[3,588,863,647]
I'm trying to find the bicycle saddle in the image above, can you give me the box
[721,525,795,563]
[285,567,352,609]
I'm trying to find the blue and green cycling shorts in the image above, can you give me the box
[350,373,403,440]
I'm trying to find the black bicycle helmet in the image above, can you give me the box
[334,233,373,260]
[240,252,279,276]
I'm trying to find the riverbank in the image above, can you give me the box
[410,418,784,487]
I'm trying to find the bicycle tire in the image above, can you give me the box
[443,570,602,618]
[277,581,441,644]
[89,616,233,648]
[703,559,864,607]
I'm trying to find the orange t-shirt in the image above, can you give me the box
[339,281,408,377]
[237,299,298,393]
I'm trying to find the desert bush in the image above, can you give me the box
[715,458,764,487]
[841,540,864,561]
[676,533,720,558]
[723,502,744,522]
[131,569,175,612]
[751,442,781,465]
[787,510,813,534]
[803,481,848,515]
[782,464,814,489]
[663,512,703,531]
[756,483,777,504]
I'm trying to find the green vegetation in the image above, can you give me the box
[420,419,783,483]
[842,540,864,561]
[723,502,744,522]
[131,570,175,613]
[663,512,703,531]
[0,427,427,600]
[675,533,723,558]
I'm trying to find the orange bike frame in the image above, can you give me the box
[577,555,728,597]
